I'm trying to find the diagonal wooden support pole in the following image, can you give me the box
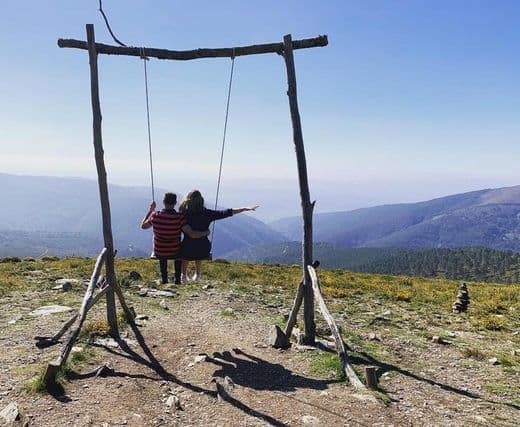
[307,265,365,390]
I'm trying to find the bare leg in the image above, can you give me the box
[182,260,188,276]
[195,260,202,278]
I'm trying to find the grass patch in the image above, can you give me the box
[461,347,487,361]
[309,352,345,381]
[220,308,239,319]
[472,315,508,331]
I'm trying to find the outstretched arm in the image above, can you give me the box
[182,225,210,239]
[231,205,259,215]
[141,201,156,229]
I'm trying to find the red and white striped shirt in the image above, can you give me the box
[150,209,186,258]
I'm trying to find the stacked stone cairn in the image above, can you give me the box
[452,282,470,313]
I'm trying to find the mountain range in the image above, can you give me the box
[2,173,520,262]
[269,186,520,251]
[0,173,283,257]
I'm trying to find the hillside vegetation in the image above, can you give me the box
[224,243,520,284]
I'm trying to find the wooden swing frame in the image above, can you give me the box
[42,24,364,389]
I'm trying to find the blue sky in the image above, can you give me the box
[1,1,519,219]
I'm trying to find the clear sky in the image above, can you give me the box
[1,1,519,220]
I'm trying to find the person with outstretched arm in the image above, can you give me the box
[178,189,259,283]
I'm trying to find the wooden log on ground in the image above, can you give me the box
[58,35,328,61]
[43,248,107,385]
[86,24,119,336]
[307,265,365,389]
[283,34,316,345]
[365,366,378,389]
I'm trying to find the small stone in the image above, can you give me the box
[94,337,119,348]
[253,342,268,348]
[148,290,176,298]
[52,282,72,291]
[223,376,235,391]
[223,308,234,316]
[431,336,447,344]
[488,357,500,365]
[194,355,207,363]
[165,395,182,410]
[512,349,520,356]
[55,278,80,286]
[0,402,20,423]
[268,325,290,349]
[29,305,72,317]
[447,332,457,338]
[138,289,148,297]
[367,332,381,341]
[202,284,214,290]
[302,415,320,425]
[135,315,149,321]
[159,299,169,310]
[71,346,83,354]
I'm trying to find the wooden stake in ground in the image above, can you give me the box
[44,248,107,386]
[307,266,365,390]
[283,34,316,345]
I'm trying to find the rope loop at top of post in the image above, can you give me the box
[139,47,149,61]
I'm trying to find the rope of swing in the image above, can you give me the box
[140,47,156,203]
[212,52,236,241]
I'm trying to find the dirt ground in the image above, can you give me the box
[1,276,519,426]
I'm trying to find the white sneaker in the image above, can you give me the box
[192,273,200,282]
[181,274,189,284]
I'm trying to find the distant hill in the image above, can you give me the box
[223,242,520,284]
[0,174,284,257]
[270,186,520,251]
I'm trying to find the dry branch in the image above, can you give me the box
[58,35,328,61]
[307,265,365,389]
[44,248,107,385]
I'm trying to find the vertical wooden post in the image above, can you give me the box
[283,34,315,345]
[86,24,118,337]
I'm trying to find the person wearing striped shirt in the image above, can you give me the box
[141,192,209,284]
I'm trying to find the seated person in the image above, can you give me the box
[141,192,209,284]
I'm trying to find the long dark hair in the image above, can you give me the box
[179,190,204,214]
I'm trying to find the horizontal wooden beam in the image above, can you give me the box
[57,35,328,60]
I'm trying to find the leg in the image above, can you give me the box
[181,260,189,283]
[159,259,168,284]
[174,259,182,285]
[193,260,202,281]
